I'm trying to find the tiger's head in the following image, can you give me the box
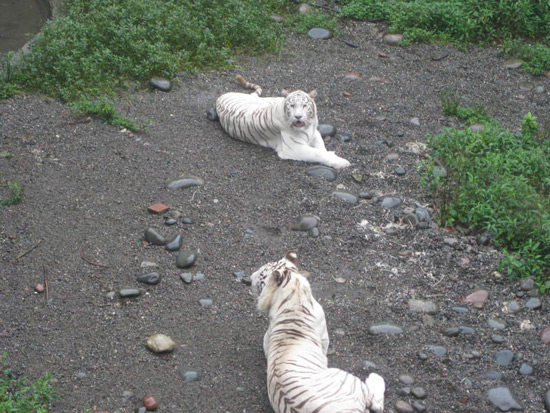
[251,251,312,313]
[282,90,318,129]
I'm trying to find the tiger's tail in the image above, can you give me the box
[236,75,263,96]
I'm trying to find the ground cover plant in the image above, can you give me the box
[422,97,550,291]
[340,0,550,74]
[0,355,56,412]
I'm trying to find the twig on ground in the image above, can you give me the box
[80,250,110,269]
[16,239,42,260]
[43,264,50,303]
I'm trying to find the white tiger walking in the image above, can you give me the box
[251,251,385,413]
[215,76,350,169]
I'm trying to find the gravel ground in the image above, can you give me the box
[1,19,549,413]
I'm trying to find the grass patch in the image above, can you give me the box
[340,0,550,73]
[69,98,139,131]
[0,181,24,207]
[421,97,550,291]
[1,355,56,412]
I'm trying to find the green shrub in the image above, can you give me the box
[422,100,550,290]
[0,181,24,207]
[340,0,550,71]
[69,99,139,131]
[0,355,56,412]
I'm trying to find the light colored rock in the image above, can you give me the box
[147,334,176,353]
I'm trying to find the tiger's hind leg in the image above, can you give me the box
[365,373,385,412]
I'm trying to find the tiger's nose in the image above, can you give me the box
[295,115,302,120]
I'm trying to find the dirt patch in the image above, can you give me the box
[1,20,549,412]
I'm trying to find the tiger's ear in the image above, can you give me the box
[308,90,317,99]
[285,250,298,265]
[273,269,285,286]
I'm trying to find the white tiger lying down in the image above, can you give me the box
[251,251,385,413]
[215,75,350,169]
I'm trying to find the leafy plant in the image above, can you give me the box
[340,0,550,72]
[0,354,56,412]
[0,181,24,207]
[421,100,550,289]
[69,99,139,131]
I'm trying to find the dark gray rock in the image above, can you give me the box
[403,213,419,226]
[519,363,533,375]
[395,167,406,175]
[452,306,468,314]
[491,334,506,343]
[291,215,319,231]
[308,28,332,40]
[487,387,524,411]
[426,345,447,357]
[164,218,177,226]
[119,288,141,298]
[317,124,336,137]
[182,217,194,224]
[484,370,503,381]
[411,387,427,399]
[381,197,402,209]
[458,326,476,335]
[338,132,353,142]
[332,191,358,204]
[165,234,183,251]
[149,77,172,92]
[398,375,415,385]
[525,297,541,310]
[206,108,218,121]
[308,227,320,238]
[544,390,550,412]
[144,228,167,245]
[137,272,161,285]
[495,350,514,366]
[412,400,427,412]
[306,166,337,182]
[489,318,507,330]
[442,327,461,337]
[415,207,430,221]
[176,250,196,269]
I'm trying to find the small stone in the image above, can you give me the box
[291,215,319,231]
[458,326,476,335]
[164,218,177,226]
[332,191,358,204]
[408,299,439,314]
[344,71,362,80]
[144,228,167,245]
[487,386,524,411]
[137,272,161,285]
[411,387,427,399]
[426,345,446,357]
[495,349,514,366]
[463,289,489,306]
[398,375,415,385]
[491,334,506,344]
[383,33,403,46]
[179,367,201,383]
[359,192,372,199]
[147,334,176,353]
[165,234,183,251]
[76,371,87,379]
[520,278,535,290]
[452,306,468,314]
[106,291,116,300]
[308,227,320,238]
[166,176,204,190]
[395,167,406,175]
[180,273,193,284]
[143,395,159,411]
[395,400,414,413]
[141,261,157,268]
[488,318,507,330]
[412,400,427,412]
[544,390,550,411]
[525,297,541,310]
[193,273,205,281]
[442,327,461,337]
[119,288,141,298]
[398,387,411,396]
[198,298,212,307]
[270,14,284,23]
[368,323,403,335]
[381,197,402,209]
[504,58,524,69]
[410,117,420,126]
[318,124,336,137]
[541,326,550,344]
[308,28,331,40]
[233,271,245,279]
[443,237,458,247]
[149,78,172,92]
[182,217,193,224]
[338,132,353,142]
[352,173,363,183]
[34,284,44,293]
[507,300,522,313]
[206,108,218,121]
[519,363,533,375]
[176,250,196,269]
[484,370,503,380]
[422,314,435,327]
[387,153,399,161]
[306,166,337,182]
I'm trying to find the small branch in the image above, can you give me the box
[43,264,50,303]
[80,250,110,269]
[16,239,42,260]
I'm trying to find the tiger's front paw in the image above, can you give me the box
[327,153,351,169]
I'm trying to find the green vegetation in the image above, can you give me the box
[421,97,550,291]
[341,0,550,74]
[1,355,56,412]
[69,98,139,131]
[0,181,24,207]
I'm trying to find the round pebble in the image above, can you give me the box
[317,124,336,137]
[119,288,141,298]
[149,78,171,92]
[381,197,402,209]
[308,28,332,40]
[291,215,319,231]
[144,228,167,245]
[487,387,524,411]
[206,108,218,121]
[147,334,176,353]
[525,297,541,310]
[398,375,415,385]
[504,58,524,69]
[180,273,193,284]
[395,167,406,175]
[395,400,414,413]
[411,387,427,399]
[495,349,514,366]
[452,306,468,314]
[491,334,505,343]
[137,272,161,285]
[143,395,159,411]
[179,367,202,383]
[198,298,213,307]
[332,191,358,204]
[306,166,337,182]
[408,299,439,314]
[182,217,193,224]
[412,400,427,412]
[164,218,177,226]
[166,176,204,190]
[488,318,507,330]
[519,363,533,375]
[338,132,353,142]
[442,327,461,337]
[541,326,550,344]
[165,234,183,251]
[427,345,447,357]
[383,33,403,46]
[368,323,403,335]
[507,300,522,313]
[308,227,320,238]
[34,284,44,293]
[176,250,196,269]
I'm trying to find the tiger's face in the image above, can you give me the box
[283,91,318,129]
